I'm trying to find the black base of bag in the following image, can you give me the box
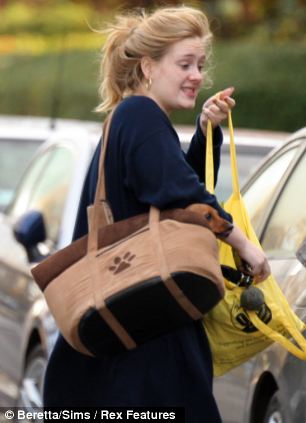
[78,271,220,356]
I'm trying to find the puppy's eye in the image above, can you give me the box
[205,213,212,221]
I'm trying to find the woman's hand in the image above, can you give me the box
[236,239,271,283]
[200,86,236,136]
[224,224,271,283]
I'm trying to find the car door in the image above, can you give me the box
[242,139,306,309]
[0,143,77,405]
[256,141,306,422]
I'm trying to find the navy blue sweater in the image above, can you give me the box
[43,96,228,422]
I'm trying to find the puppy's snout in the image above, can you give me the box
[220,222,233,238]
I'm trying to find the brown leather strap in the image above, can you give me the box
[149,207,202,320]
[164,277,203,320]
[87,252,137,349]
[99,306,137,350]
[94,112,114,207]
[87,111,115,253]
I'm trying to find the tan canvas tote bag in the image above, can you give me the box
[31,112,225,356]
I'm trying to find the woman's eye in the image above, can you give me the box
[198,65,204,72]
[180,64,190,70]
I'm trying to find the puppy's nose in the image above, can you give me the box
[218,222,234,238]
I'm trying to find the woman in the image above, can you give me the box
[44,6,270,422]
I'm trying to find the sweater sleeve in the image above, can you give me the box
[184,116,223,187]
[124,129,232,222]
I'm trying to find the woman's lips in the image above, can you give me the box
[182,87,197,98]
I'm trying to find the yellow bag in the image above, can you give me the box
[203,111,306,377]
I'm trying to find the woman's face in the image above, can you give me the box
[147,37,206,114]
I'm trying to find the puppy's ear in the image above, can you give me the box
[186,204,202,214]
[186,204,212,215]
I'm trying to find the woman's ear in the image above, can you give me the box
[140,56,153,80]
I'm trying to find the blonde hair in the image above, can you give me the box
[95,6,212,114]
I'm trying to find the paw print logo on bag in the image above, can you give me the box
[109,252,136,275]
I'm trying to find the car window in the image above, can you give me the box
[181,140,270,202]
[0,139,41,211]
[261,150,306,258]
[10,151,51,218]
[215,152,264,202]
[243,147,298,234]
[10,146,76,244]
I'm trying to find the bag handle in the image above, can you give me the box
[205,109,240,197]
[249,309,306,360]
[227,110,240,197]
[205,120,214,193]
[94,113,113,208]
[87,111,115,252]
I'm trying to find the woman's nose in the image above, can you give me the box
[189,67,203,82]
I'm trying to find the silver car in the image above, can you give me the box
[0,118,101,408]
[0,119,283,409]
[214,127,306,423]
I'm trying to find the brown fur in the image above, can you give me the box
[186,204,233,238]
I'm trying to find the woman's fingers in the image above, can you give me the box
[225,225,271,284]
[213,97,236,113]
[254,260,271,283]
[200,87,236,133]
[219,86,235,99]
[248,255,271,284]
[202,106,227,126]
[203,105,226,118]
[236,241,271,284]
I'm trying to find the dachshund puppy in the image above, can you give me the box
[186,203,233,239]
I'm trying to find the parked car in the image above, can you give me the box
[0,115,102,212]
[0,119,101,408]
[214,127,306,423]
[0,118,284,409]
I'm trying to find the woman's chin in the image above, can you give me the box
[181,100,196,110]
[184,94,198,107]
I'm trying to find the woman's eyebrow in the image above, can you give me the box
[178,53,206,60]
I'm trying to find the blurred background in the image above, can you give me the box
[0,0,305,131]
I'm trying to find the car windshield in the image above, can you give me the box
[0,138,41,211]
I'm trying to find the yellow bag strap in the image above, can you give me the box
[228,110,240,197]
[249,311,306,360]
[205,109,240,196]
[205,119,214,193]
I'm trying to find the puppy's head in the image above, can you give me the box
[186,204,233,238]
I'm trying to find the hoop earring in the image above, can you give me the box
[145,77,152,91]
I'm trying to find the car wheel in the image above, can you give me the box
[263,392,287,423]
[17,345,47,409]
